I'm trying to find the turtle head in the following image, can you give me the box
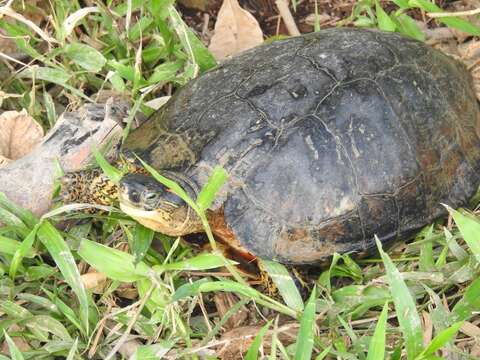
[118,172,202,236]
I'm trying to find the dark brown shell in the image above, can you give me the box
[124,28,480,264]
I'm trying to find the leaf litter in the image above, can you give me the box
[208,0,264,60]
[0,110,44,167]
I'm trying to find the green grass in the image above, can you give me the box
[1,0,480,359]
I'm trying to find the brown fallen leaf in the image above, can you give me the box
[422,311,433,347]
[81,271,108,293]
[217,325,260,359]
[0,324,31,355]
[460,321,480,338]
[115,282,139,299]
[213,293,248,330]
[208,0,263,60]
[0,110,44,167]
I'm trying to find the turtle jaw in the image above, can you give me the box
[119,201,190,236]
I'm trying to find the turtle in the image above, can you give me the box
[64,28,480,265]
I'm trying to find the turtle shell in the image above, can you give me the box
[124,28,480,264]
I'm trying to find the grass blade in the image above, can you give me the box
[393,13,425,41]
[245,320,272,360]
[139,158,197,210]
[366,302,389,360]
[43,288,84,334]
[196,166,228,211]
[375,1,396,32]
[419,321,463,358]
[315,345,332,360]
[159,253,235,271]
[132,223,154,265]
[63,43,107,72]
[444,206,480,264]
[3,331,25,360]
[28,315,72,341]
[43,87,57,127]
[443,228,467,261]
[0,192,38,228]
[173,279,260,301]
[10,224,40,279]
[294,287,316,360]
[0,235,36,257]
[259,259,304,312]
[37,221,90,334]
[78,239,150,282]
[131,340,176,359]
[376,236,423,359]
[419,225,435,271]
[66,338,79,360]
[452,276,480,322]
[167,5,216,72]
[410,0,480,36]
[93,147,123,183]
[18,66,90,101]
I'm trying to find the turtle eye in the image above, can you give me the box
[143,192,158,202]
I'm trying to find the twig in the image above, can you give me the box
[428,8,480,18]
[87,303,111,358]
[201,13,209,38]
[198,293,213,333]
[0,50,28,67]
[275,0,300,36]
[0,6,57,43]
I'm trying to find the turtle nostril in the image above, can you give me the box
[130,190,140,203]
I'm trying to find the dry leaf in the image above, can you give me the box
[118,339,142,358]
[217,325,259,359]
[208,0,263,60]
[0,324,31,355]
[461,321,480,337]
[304,13,334,27]
[115,283,138,299]
[62,7,100,38]
[81,271,108,293]
[421,311,433,347]
[0,110,44,166]
[0,35,18,55]
[213,293,248,330]
[144,96,171,110]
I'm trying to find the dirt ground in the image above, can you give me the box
[179,0,456,39]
